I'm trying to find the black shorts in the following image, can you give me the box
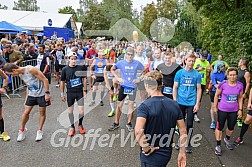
[136,81,145,90]
[210,91,215,103]
[216,110,237,131]
[200,85,206,102]
[247,110,252,116]
[55,61,64,72]
[25,96,46,107]
[93,76,105,86]
[67,92,84,107]
[118,86,137,101]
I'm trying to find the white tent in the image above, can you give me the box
[0,9,76,32]
[76,22,83,38]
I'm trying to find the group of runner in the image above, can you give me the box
[0,39,251,167]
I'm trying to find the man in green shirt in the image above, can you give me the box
[193,50,211,122]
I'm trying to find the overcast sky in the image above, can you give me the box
[0,0,156,13]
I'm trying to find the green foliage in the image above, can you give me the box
[13,0,39,11]
[82,4,110,31]
[187,0,252,67]
[140,2,158,38]
[58,6,78,21]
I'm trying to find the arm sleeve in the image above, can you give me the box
[196,72,202,84]
[137,103,149,119]
[174,70,181,82]
[60,68,66,81]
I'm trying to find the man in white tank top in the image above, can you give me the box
[3,63,50,142]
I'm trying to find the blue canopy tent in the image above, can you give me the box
[0,21,27,33]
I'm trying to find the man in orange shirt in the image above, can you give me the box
[108,45,116,64]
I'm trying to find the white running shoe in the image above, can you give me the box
[17,129,27,142]
[35,130,43,142]
[194,114,200,122]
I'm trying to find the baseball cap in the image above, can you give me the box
[202,50,208,59]
[67,52,78,58]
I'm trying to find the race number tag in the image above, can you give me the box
[226,95,238,103]
[182,77,194,86]
[97,68,104,73]
[163,87,173,95]
[124,87,134,95]
[70,78,81,87]
[28,84,39,92]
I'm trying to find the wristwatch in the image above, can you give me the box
[45,91,50,94]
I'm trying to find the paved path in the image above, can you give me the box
[0,81,251,167]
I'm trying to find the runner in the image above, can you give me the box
[51,43,65,88]
[89,50,108,107]
[60,52,87,136]
[135,70,187,167]
[157,52,182,99]
[0,69,10,141]
[36,44,51,84]
[108,47,144,132]
[209,63,226,129]
[149,48,163,71]
[213,67,243,156]
[234,87,252,146]
[134,45,149,104]
[173,53,202,153]
[237,58,250,127]
[3,63,50,142]
[193,50,211,123]
[104,64,117,117]
[85,42,98,89]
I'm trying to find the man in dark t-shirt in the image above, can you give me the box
[135,71,187,167]
[60,52,87,137]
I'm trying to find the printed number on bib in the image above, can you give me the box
[124,87,134,95]
[163,87,173,95]
[226,95,238,103]
[182,77,194,86]
[28,84,39,92]
[70,78,81,88]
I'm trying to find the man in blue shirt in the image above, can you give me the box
[173,53,202,153]
[108,47,144,132]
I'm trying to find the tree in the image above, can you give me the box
[82,4,110,33]
[101,0,133,28]
[187,0,252,66]
[140,2,158,38]
[0,4,8,10]
[58,6,78,21]
[13,0,40,11]
[156,0,178,22]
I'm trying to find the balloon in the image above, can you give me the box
[133,31,139,42]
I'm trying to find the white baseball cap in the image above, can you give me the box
[67,52,78,58]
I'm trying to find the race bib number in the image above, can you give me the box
[97,68,104,73]
[28,84,39,92]
[163,87,173,95]
[182,77,194,86]
[70,78,81,88]
[226,95,238,103]
[92,54,96,59]
[124,87,134,95]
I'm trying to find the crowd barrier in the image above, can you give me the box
[9,59,55,98]
[8,59,85,98]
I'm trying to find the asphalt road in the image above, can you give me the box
[0,80,251,167]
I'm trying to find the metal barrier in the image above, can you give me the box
[9,59,49,98]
